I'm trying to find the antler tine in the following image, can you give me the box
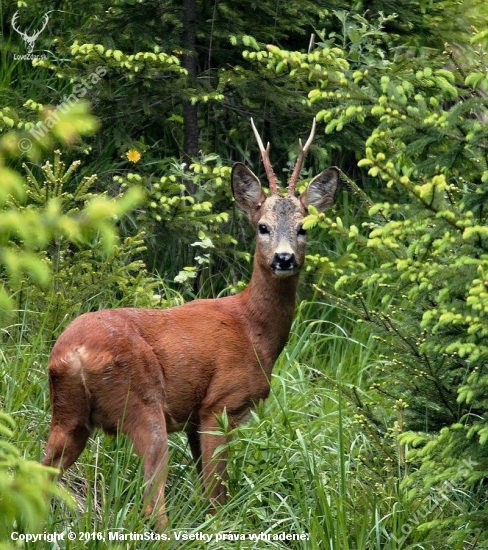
[287,117,316,195]
[250,118,279,195]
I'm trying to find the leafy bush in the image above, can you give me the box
[246,18,488,546]
[119,153,254,297]
[5,149,155,339]
[0,412,72,549]
[0,106,146,543]
[1,104,144,316]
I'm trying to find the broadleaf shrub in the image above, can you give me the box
[2,149,149,338]
[0,412,72,549]
[0,111,144,546]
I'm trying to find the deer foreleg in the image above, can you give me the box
[187,430,203,475]
[199,412,228,508]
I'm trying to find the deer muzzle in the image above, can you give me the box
[270,252,298,276]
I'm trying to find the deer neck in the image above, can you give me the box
[239,256,300,373]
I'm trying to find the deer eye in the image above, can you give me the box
[258,224,270,235]
[297,225,307,236]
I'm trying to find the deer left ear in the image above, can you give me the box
[299,167,340,213]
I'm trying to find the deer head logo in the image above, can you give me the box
[11,11,49,54]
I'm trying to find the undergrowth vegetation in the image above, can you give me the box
[1,0,488,548]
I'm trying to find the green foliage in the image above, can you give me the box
[118,154,250,296]
[13,150,155,333]
[0,103,144,320]
[0,411,72,548]
[6,0,328,163]
[1,151,145,333]
[2,1,488,546]
[1,99,100,161]
[251,16,488,544]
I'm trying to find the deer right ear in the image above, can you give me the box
[300,166,340,213]
[231,163,267,218]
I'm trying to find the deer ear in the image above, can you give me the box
[300,167,340,213]
[231,163,267,218]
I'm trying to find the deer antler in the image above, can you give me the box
[287,118,316,195]
[250,118,279,195]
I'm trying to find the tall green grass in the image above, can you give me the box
[1,289,473,549]
[0,174,473,549]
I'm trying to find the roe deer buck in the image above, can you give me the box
[42,119,339,529]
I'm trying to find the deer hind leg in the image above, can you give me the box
[88,371,169,529]
[42,373,92,473]
[122,403,169,531]
[84,339,169,530]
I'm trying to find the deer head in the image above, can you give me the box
[231,119,339,277]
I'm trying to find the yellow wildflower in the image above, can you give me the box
[126,149,141,163]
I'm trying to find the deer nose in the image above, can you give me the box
[271,252,297,273]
